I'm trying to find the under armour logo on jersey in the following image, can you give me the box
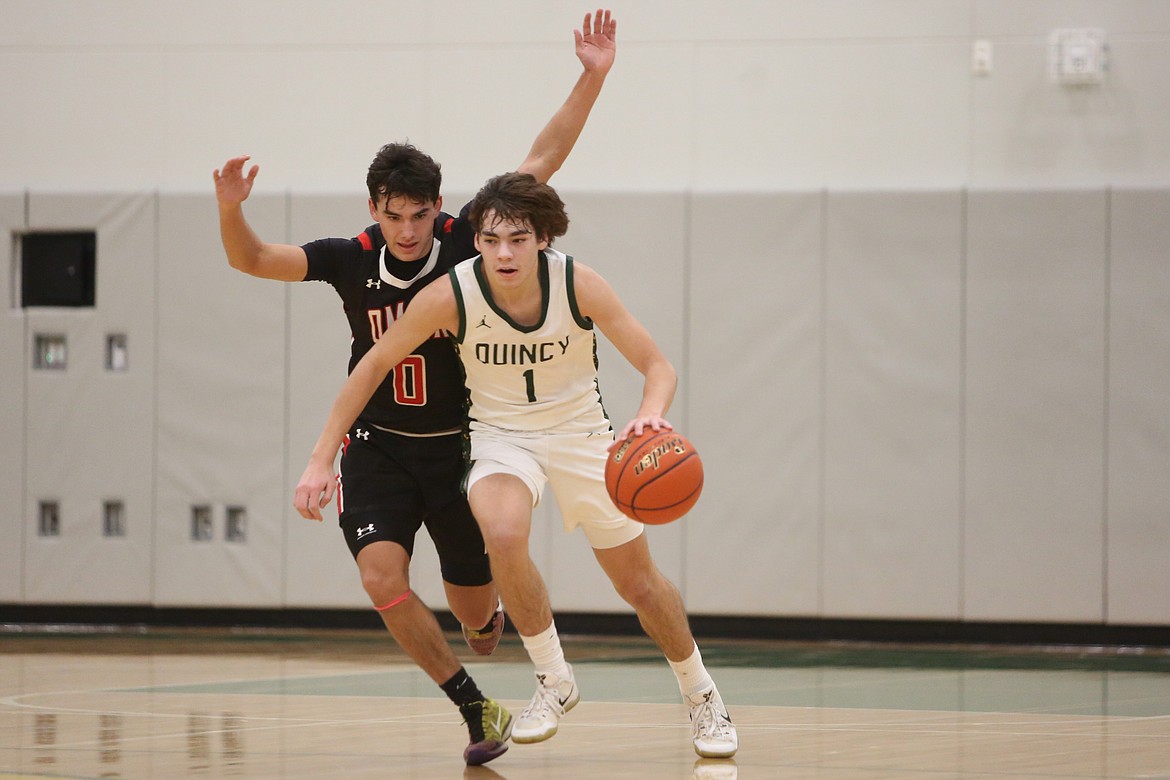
[355,524,376,539]
[476,315,491,328]
[355,429,370,440]
[366,279,381,289]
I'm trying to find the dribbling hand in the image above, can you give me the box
[609,415,672,452]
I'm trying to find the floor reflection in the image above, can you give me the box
[1,630,1167,779]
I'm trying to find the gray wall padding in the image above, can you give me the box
[0,193,27,600]
[686,192,824,617]
[6,188,1169,624]
[964,191,1108,622]
[1106,189,1170,625]
[22,193,156,602]
[154,193,287,606]
[822,191,965,619]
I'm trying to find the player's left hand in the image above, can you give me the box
[294,458,336,522]
[575,9,616,75]
[609,415,672,452]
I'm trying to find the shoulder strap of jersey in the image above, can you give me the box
[356,225,378,251]
[561,253,592,330]
[448,266,469,343]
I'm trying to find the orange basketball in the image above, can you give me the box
[605,428,704,524]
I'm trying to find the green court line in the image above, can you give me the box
[7,630,1170,673]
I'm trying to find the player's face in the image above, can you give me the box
[474,212,549,292]
[368,194,442,262]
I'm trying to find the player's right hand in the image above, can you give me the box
[213,155,259,206]
[294,458,336,522]
[609,415,672,452]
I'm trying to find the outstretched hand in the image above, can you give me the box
[575,9,616,75]
[213,155,259,206]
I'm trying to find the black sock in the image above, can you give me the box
[441,667,484,707]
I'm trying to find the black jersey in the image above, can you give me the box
[302,211,476,434]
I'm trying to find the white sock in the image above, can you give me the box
[668,642,714,700]
[519,622,571,681]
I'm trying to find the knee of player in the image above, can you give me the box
[610,568,668,610]
[477,519,531,558]
[360,567,411,604]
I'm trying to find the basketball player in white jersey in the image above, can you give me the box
[296,172,738,760]
[221,14,617,767]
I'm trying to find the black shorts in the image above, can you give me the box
[337,423,490,587]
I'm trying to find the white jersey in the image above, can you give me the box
[450,249,609,433]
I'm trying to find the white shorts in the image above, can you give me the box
[465,425,644,550]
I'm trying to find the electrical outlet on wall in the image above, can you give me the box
[1048,28,1107,85]
[972,39,993,76]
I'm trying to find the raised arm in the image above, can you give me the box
[572,262,678,444]
[214,155,308,281]
[293,276,461,520]
[516,9,617,184]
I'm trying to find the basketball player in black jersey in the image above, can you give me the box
[213,10,616,766]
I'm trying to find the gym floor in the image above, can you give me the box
[2,627,1169,779]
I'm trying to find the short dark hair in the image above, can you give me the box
[366,143,442,204]
[467,172,569,244]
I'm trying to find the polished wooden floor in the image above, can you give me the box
[2,627,1169,779]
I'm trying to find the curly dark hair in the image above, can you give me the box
[365,142,442,204]
[467,172,569,244]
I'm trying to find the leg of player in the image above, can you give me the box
[593,536,738,759]
[445,581,506,656]
[355,542,513,765]
[427,498,507,656]
[467,473,579,744]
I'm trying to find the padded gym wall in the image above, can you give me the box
[1106,189,1170,625]
[153,193,287,607]
[964,191,1108,622]
[685,192,825,617]
[22,193,156,603]
[821,192,964,620]
[3,187,1169,626]
[0,193,26,601]
[679,188,1169,624]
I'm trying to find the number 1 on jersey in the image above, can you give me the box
[522,368,536,403]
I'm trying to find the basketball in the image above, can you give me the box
[605,428,704,524]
